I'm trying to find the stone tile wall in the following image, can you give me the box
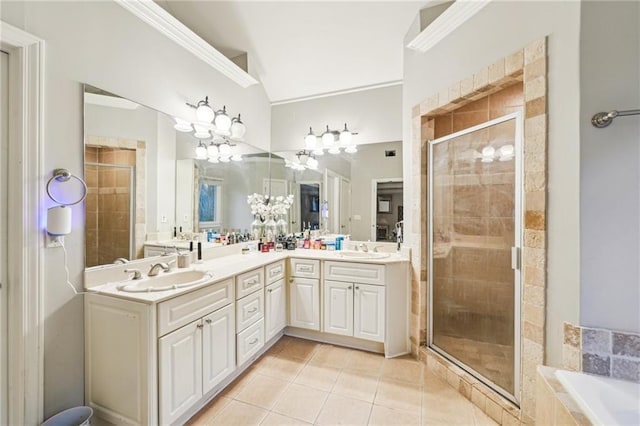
[563,322,640,383]
[535,366,592,425]
[411,38,548,425]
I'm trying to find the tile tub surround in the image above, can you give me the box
[411,38,549,423]
[535,366,592,426]
[563,322,640,383]
[187,336,498,426]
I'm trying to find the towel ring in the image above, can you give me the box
[46,168,88,206]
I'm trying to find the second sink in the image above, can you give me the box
[117,270,214,293]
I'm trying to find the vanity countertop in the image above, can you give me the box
[87,248,409,304]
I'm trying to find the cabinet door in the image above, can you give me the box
[289,277,320,330]
[159,320,203,425]
[323,280,353,336]
[202,305,236,395]
[354,284,385,342]
[265,279,286,341]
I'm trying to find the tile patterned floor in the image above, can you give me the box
[187,336,497,426]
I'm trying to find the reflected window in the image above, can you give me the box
[198,178,222,229]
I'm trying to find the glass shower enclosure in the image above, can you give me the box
[428,112,522,403]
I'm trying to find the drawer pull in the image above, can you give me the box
[270,268,281,276]
[249,338,259,345]
[205,319,212,324]
[298,266,312,272]
[247,279,258,286]
[247,307,258,314]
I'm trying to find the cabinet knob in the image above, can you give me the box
[348,286,352,290]
[205,319,212,324]
[355,286,360,290]
[289,279,294,283]
[196,324,204,329]
[268,289,273,293]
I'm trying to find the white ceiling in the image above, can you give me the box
[157,1,426,103]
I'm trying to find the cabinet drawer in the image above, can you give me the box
[158,279,233,336]
[290,258,320,278]
[324,261,385,286]
[266,260,285,284]
[236,290,264,332]
[236,318,265,366]
[236,268,264,300]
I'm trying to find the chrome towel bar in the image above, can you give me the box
[592,109,640,128]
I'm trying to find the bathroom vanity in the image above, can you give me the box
[84,248,409,425]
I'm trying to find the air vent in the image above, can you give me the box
[385,150,396,157]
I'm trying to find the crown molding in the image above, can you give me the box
[115,0,259,88]
[406,0,491,52]
[271,80,403,106]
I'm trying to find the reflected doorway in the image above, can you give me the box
[297,182,321,231]
[372,179,403,242]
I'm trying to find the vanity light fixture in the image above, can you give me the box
[304,123,358,155]
[195,141,207,159]
[173,117,193,132]
[198,140,242,163]
[185,96,246,141]
[478,144,515,163]
[285,150,319,171]
[230,114,246,140]
[195,96,215,123]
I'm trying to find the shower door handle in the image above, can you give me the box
[511,247,520,270]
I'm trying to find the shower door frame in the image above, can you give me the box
[427,111,523,405]
[86,162,136,262]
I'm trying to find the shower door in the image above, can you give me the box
[428,112,522,403]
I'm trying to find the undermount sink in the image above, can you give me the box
[338,251,390,259]
[116,270,214,293]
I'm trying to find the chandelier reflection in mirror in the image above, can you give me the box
[285,150,319,171]
[174,95,247,161]
[305,123,358,155]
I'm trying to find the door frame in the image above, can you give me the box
[293,180,322,232]
[370,177,403,242]
[1,21,45,425]
[427,111,523,404]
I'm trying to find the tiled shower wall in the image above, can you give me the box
[85,146,135,267]
[563,322,640,382]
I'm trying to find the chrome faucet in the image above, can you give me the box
[124,269,142,280]
[372,245,384,253]
[148,261,174,277]
[113,257,129,264]
[161,245,178,256]
[358,243,369,253]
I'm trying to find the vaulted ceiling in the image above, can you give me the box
[157,1,426,103]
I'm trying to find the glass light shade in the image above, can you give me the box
[208,156,219,163]
[307,157,319,169]
[345,145,358,154]
[305,127,317,149]
[328,146,341,155]
[207,143,219,157]
[481,146,495,157]
[193,124,211,139]
[219,143,231,155]
[339,123,352,145]
[174,117,193,132]
[214,106,232,133]
[322,126,334,147]
[312,148,324,156]
[219,155,231,163]
[195,143,207,159]
[230,115,246,140]
[298,153,309,165]
[231,154,243,162]
[196,100,215,123]
[500,144,514,156]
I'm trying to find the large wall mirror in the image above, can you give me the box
[272,140,404,242]
[83,85,269,268]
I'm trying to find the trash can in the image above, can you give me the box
[41,406,93,426]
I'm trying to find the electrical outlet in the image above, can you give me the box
[46,234,64,248]
[161,215,167,223]
[183,214,188,222]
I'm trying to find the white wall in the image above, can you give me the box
[403,1,582,366]
[271,84,402,152]
[350,142,403,241]
[1,1,271,417]
[579,1,640,333]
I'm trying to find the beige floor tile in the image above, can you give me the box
[272,383,329,423]
[219,370,257,398]
[473,406,499,425]
[268,335,296,354]
[375,378,422,413]
[186,396,231,425]
[278,338,320,361]
[422,384,476,426]
[345,349,384,375]
[255,355,306,382]
[380,356,424,385]
[308,344,353,369]
[368,405,420,426]
[234,374,290,409]
[294,364,341,391]
[332,369,379,403]
[315,394,372,426]
[260,412,312,426]
[422,370,451,394]
[210,400,268,426]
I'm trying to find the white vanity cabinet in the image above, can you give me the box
[288,259,320,330]
[323,262,386,343]
[235,267,265,366]
[265,260,286,341]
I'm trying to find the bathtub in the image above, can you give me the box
[555,370,640,425]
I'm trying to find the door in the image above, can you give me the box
[323,280,353,336]
[354,284,385,342]
[265,279,286,341]
[202,305,235,395]
[289,277,320,330]
[0,50,8,426]
[159,320,203,425]
[339,178,351,235]
[429,112,522,403]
